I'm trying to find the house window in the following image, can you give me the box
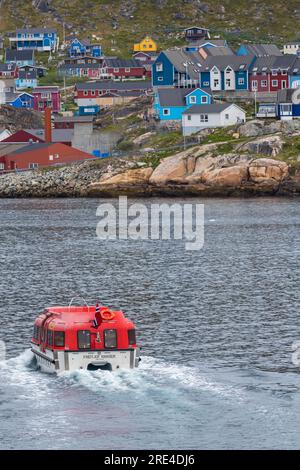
[203,81,209,86]
[282,80,287,89]
[213,79,219,87]
[83,90,88,96]
[282,70,287,75]
[158,77,163,81]
[54,331,65,347]
[98,90,103,96]
[201,96,208,103]
[83,69,88,76]
[163,108,170,116]
[189,96,196,104]
[113,68,119,72]
[271,71,277,76]
[0,163,4,170]
[252,80,258,91]
[261,80,267,87]
[104,329,117,349]
[187,115,192,121]
[125,67,130,72]
[200,114,208,122]
[91,90,95,96]
[225,79,231,87]
[29,163,38,169]
[272,80,278,87]
[156,63,163,72]
[238,78,245,85]
[225,114,229,120]
[49,155,54,161]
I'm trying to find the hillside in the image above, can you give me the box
[1,0,300,56]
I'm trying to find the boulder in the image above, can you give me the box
[238,120,265,137]
[132,132,155,145]
[200,165,248,187]
[238,135,284,156]
[149,154,190,184]
[96,167,153,186]
[248,158,288,182]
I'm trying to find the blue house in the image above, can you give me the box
[6,92,34,109]
[199,55,255,92]
[68,38,102,58]
[9,28,58,52]
[289,57,300,88]
[154,87,212,122]
[185,39,228,53]
[5,48,35,67]
[152,49,201,88]
[236,44,282,57]
[276,88,300,120]
[15,70,38,90]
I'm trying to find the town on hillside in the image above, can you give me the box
[1,25,300,171]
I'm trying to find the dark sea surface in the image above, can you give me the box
[0,197,299,449]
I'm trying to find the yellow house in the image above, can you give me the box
[133,36,157,52]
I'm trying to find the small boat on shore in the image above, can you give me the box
[31,300,140,373]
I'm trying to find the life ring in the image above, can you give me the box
[100,308,115,321]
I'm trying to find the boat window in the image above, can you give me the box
[78,330,91,349]
[128,329,136,345]
[104,329,117,349]
[54,331,65,347]
[33,325,38,340]
[47,329,53,346]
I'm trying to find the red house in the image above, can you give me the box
[249,55,296,93]
[102,58,146,80]
[32,86,61,112]
[0,63,19,79]
[0,142,94,171]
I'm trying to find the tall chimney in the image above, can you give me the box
[44,107,52,143]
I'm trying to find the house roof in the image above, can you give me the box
[18,70,38,79]
[5,48,34,61]
[5,91,33,102]
[271,55,297,70]
[0,63,17,72]
[32,86,59,93]
[184,26,210,32]
[243,44,282,57]
[163,49,204,79]
[24,129,74,142]
[104,58,144,68]
[54,115,94,123]
[204,46,234,56]
[203,54,254,72]
[16,27,57,34]
[76,80,152,91]
[291,57,300,74]
[0,142,30,157]
[187,39,227,48]
[250,55,278,73]
[157,87,211,107]
[182,103,241,114]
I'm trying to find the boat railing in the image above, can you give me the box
[68,295,90,314]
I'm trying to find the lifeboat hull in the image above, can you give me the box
[31,343,140,374]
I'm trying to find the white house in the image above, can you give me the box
[283,42,300,55]
[182,103,246,136]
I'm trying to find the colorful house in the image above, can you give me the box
[133,36,157,53]
[15,70,38,89]
[0,63,19,79]
[68,38,102,58]
[152,50,202,88]
[276,88,300,120]
[236,44,282,57]
[185,39,227,53]
[249,55,296,92]
[182,103,246,136]
[5,48,35,66]
[154,87,212,122]
[102,58,146,80]
[184,27,210,42]
[288,58,300,88]
[199,55,254,91]
[75,80,152,114]
[9,28,58,52]
[6,92,34,109]
[283,41,300,55]
[32,86,61,112]
[0,142,94,171]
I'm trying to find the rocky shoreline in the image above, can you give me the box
[0,149,299,198]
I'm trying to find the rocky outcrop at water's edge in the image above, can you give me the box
[0,148,300,198]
